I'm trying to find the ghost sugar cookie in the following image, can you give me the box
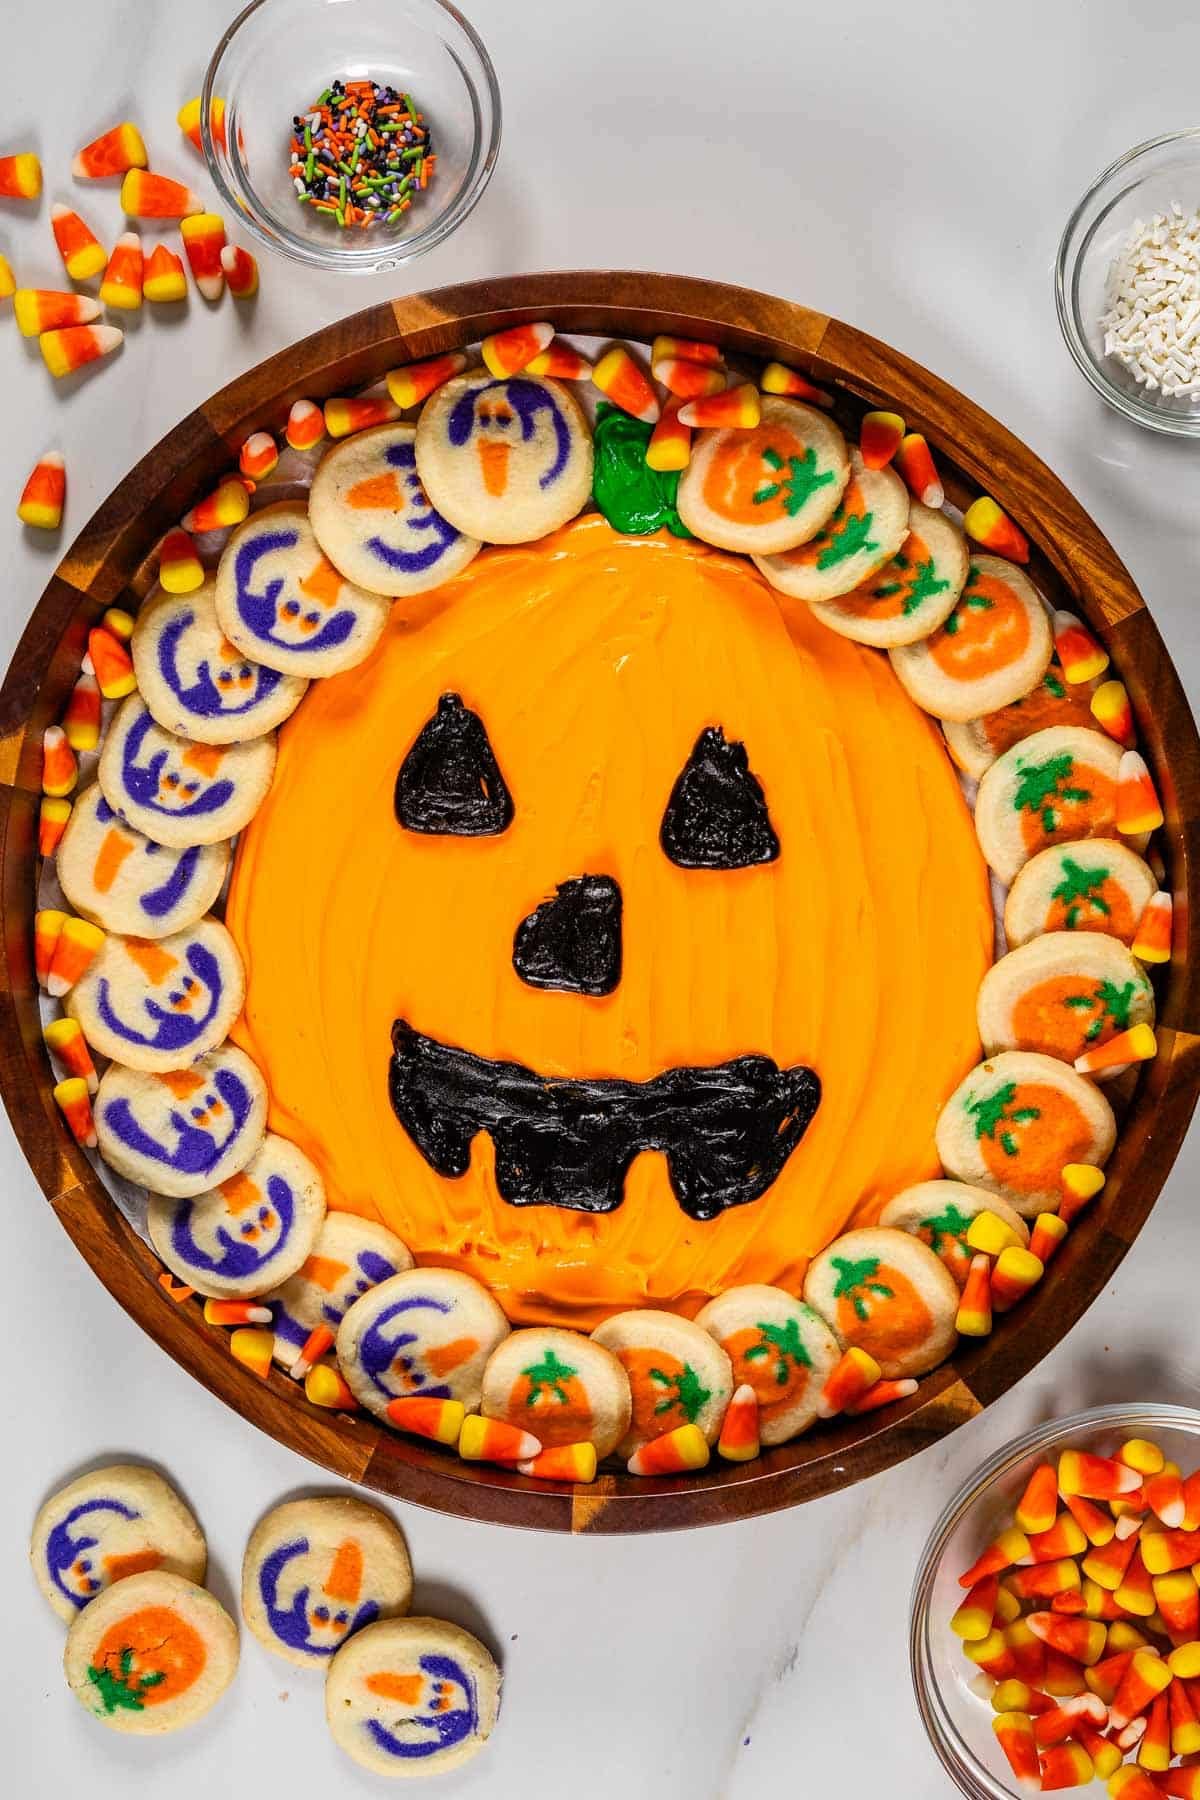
[888,555,1053,723]
[805,503,969,648]
[804,1227,959,1379]
[976,931,1154,1070]
[64,1570,238,1735]
[753,449,909,602]
[677,396,850,555]
[935,1050,1116,1216]
[132,580,308,745]
[326,1617,499,1777]
[692,1286,840,1446]
[878,1180,1029,1287]
[66,919,244,1071]
[308,424,481,595]
[414,370,593,544]
[30,1464,206,1624]
[242,1497,411,1671]
[57,784,230,938]
[591,1309,732,1458]
[974,726,1147,886]
[98,695,276,848]
[266,1213,413,1368]
[1004,839,1158,949]
[215,501,391,677]
[336,1268,509,1420]
[147,1133,325,1299]
[942,660,1099,780]
[94,1043,268,1198]
[479,1328,631,1459]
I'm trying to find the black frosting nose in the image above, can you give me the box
[512,874,622,996]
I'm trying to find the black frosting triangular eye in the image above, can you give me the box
[660,727,780,869]
[512,875,622,996]
[394,693,514,836]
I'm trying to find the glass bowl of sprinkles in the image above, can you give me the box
[201,0,501,272]
[910,1404,1200,1798]
[1056,128,1200,436]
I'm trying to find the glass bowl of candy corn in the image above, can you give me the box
[911,1404,1200,1798]
[201,0,501,272]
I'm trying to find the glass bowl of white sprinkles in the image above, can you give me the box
[202,0,501,273]
[1056,128,1200,436]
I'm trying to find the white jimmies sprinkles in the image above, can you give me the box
[1099,202,1200,397]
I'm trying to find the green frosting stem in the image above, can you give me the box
[591,401,692,538]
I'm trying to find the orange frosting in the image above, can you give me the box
[226,516,992,1326]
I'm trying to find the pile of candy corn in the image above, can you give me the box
[288,79,436,229]
[952,1436,1200,1794]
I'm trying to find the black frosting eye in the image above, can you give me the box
[513,875,622,996]
[394,693,514,836]
[660,727,780,870]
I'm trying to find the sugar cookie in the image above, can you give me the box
[878,1180,1029,1287]
[974,727,1148,886]
[977,932,1154,1070]
[1004,840,1157,949]
[336,1268,509,1419]
[242,1497,411,1670]
[943,660,1099,779]
[266,1213,413,1367]
[65,919,244,1071]
[326,1617,499,1776]
[98,695,276,848]
[676,396,850,555]
[131,580,307,744]
[30,1464,206,1624]
[215,501,391,677]
[57,784,229,938]
[804,503,969,648]
[94,1044,268,1197]
[64,1570,238,1734]
[935,1050,1116,1216]
[692,1286,841,1445]
[147,1133,325,1299]
[753,449,909,602]
[591,1308,732,1458]
[414,370,593,544]
[308,424,481,595]
[888,556,1053,723]
[803,1226,959,1378]
[479,1328,631,1459]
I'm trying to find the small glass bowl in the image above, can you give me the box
[1056,128,1200,436]
[910,1403,1200,1799]
[202,0,501,273]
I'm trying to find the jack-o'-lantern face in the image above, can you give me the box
[227,518,993,1326]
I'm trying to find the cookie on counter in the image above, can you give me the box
[309,423,481,594]
[326,1617,500,1776]
[242,1496,411,1670]
[64,1570,238,1734]
[31,1464,206,1624]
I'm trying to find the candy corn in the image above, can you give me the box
[860,409,905,469]
[956,1252,994,1336]
[99,232,143,310]
[13,288,102,335]
[1131,891,1172,965]
[0,151,41,199]
[158,527,204,592]
[1154,1571,1200,1643]
[73,123,147,180]
[481,321,554,378]
[220,243,258,299]
[1155,1768,1200,1799]
[894,431,945,507]
[63,668,102,751]
[143,243,188,304]
[592,345,660,424]
[1141,1529,1200,1577]
[1085,1531,1138,1590]
[717,1384,760,1462]
[285,398,326,451]
[203,1297,272,1326]
[1009,1560,1083,1602]
[120,168,202,220]
[1108,1623,1153,1653]
[759,360,833,407]
[1039,1741,1093,1788]
[51,204,107,282]
[653,335,723,367]
[1060,1162,1106,1224]
[458,1415,541,1464]
[1004,1620,1048,1685]
[239,431,278,483]
[46,916,105,996]
[305,1363,357,1409]
[386,351,467,410]
[1030,1212,1070,1266]
[40,324,123,379]
[43,1017,98,1094]
[677,383,761,429]
[1092,678,1136,748]
[178,96,227,156]
[1026,1612,1107,1665]
[103,607,135,642]
[1109,1769,1165,1799]
[158,1272,195,1302]
[1053,608,1110,684]
[39,798,71,858]
[288,1323,335,1380]
[525,341,592,380]
[1120,1438,1165,1477]
[992,1710,1041,1790]
[19,454,66,531]
[1169,1645,1200,1679]
[1117,749,1164,836]
[1146,1472,1188,1533]
[627,1423,710,1476]
[516,1443,599,1483]
[181,475,250,534]
[324,393,401,439]
[230,1327,274,1381]
[652,357,726,401]
[843,1376,919,1414]
[0,255,13,299]
[963,494,1031,563]
[1017,1464,1061,1537]
[961,1528,1034,1589]
[1089,1650,1136,1702]
[816,1346,882,1419]
[54,1076,97,1148]
[1069,1494,1118,1547]
[990,1246,1044,1311]
[41,724,76,796]
[1170,1673,1200,1753]
[179,213,226,301]
[645,397,692,472]
[1029,1514,1088,1562]
[1139,1690,1173,1770]
[35,910,66,986]
[1074,1022,1157,1076]
[1032,1692,1107,1745]
[993,1680,1056,1716]
[1073,1722,1122,1780]
[385,1395,466,1446]
[967,1210,1024,1257]
[952,1574,1000,1641]
[1060,1449,1144,1502]
[1109,1649,1174,1731]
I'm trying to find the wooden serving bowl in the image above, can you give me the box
[3,272,1199,1533]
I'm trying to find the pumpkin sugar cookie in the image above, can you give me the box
[57,783,230,939]
[943,660,1099,780]
[803,1227,959,1379]
[692,1286,840,1445]
[805,502,968,649]
[94,1044,268,1199]
[752,448,909,602]
[326,1616,499,1776]
[241,1497,411,1670]
[480,1328,631,1459]
[591,1309,732,1458]
[935,1049,1117,1216]
[888,555,1053,723]
[64,1570,238,1735]
[336,1267,510,1420]
[266,1213,413,1369]
[1004,839,1157,949]
[31,1464,206,1624]
[878,1181,1029,1288]
[98,695,276,849]
[676,396,850,555]
[974,726,1148,886]
[65,918,244,1072]
[977,931,1154,1069]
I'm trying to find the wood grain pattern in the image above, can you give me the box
[1,271,1196,1533]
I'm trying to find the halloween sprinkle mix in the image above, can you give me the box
[288,78,435,230]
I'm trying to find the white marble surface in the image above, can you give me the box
[4,2,1200,1793]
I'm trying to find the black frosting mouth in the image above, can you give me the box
[388,1020,821,1222]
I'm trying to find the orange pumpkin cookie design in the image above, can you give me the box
[694,1285,840,1444]
[803,1227,959,1378]
[943,660,1099,780]
[677,396,850,554]
[889,556,1052,723]
[64,1570,239,1734]
[977,933,1153,1070]
[878,1180,1028,1288]
[807,502,968,649]
[975,727,1149,886]
[753,449,909,603]
[592,1309,732,1457]
[480,1327,630,1458]
[1004,840,1157,949]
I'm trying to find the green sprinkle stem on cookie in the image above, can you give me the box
[742,1317,814,1385]
[752,445,836,515]
[816,507,880,570]
[88,1648,165,1715]
[1012,753,1091,834]
[521,1347,578,1407]
[1051,857,1112,927]
[965,1083,1041,1158]
[831,1255,895,1322]
[919,1201,974,1256]
[649,1361,711,1421]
